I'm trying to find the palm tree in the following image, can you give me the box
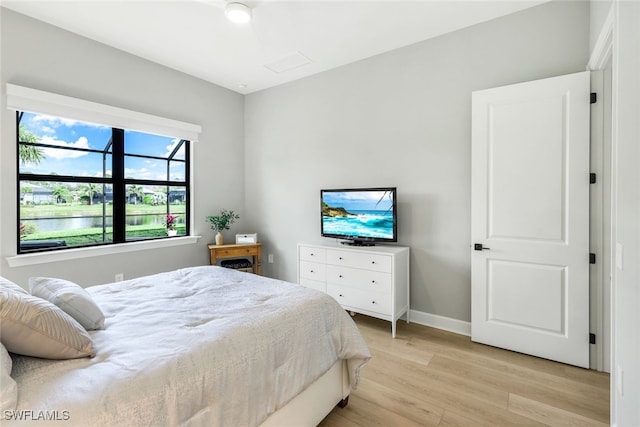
[82,183,101,205]
[52,186,70,204]
[19,126,44,165]
[127,185,144,205]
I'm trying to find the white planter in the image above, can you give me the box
[215,232,224,245]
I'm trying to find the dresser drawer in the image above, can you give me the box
[326,249,392,273]
[299,278,326,293]
[299,246,326,263]
[299,260,326,282]
[326,265,392,293]
[327,284,391,316]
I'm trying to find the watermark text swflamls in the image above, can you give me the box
[4,410,70,421]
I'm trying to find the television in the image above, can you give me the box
[321,187,397,246]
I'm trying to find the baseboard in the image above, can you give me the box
[409,309,471,337]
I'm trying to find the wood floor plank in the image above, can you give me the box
[441,406,549,427]
[365,347,510,410]
[356,322,434,367]
[399,320,584,381]
[562,365,611,389]
[355,376,445,426]
[318,411,362,427]
[426,355,610,423]
[438,407,547,427]
[321,314,610,426]
[320,393,427,427]
[508,393,610,427]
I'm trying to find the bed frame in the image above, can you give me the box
[260,360,350,426]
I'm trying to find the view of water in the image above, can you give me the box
[22,214,173,232]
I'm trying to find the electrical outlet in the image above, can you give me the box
[617,365,624,396]
[268,254,274,263]
[616,243,623,270]
[115,273,124,282]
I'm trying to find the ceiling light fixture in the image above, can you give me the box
[225,2,252,24]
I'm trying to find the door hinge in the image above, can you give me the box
[590,253,596,264]
[590,333,596,344]
[590,173,597,184]
[590,92,597,104]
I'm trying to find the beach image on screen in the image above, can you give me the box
[322,190,394,239]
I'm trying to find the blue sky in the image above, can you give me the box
[322,190,394,211]
[19,112,186,181]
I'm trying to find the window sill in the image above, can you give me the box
[6,236,201,268]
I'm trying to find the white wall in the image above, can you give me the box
[0,8,245,286]
[607,1,640,424]
[590,0,613,53]
[244,0,589,322]
[588,0,640,422]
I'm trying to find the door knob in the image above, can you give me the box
[474,243,490,251]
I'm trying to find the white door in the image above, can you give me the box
[471,71,590,368]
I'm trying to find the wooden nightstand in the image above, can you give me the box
[208,243,262,275]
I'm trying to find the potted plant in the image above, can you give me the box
[166,214,178,237]
[206,209,239,245]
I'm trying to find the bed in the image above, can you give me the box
[0,266,371,426]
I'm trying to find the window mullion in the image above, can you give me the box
[112,129,126,243]
[185,141,191,236]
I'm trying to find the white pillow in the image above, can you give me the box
[0,276,28,295]
[0,290,95,359]
[0,342,17,418]
[29,277,105,330]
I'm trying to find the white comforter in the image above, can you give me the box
[9,266,370,426]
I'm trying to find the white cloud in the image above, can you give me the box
[164,138,185,158]
[125,167,154,180]
[40,136,90,159]
[32,114,107,129]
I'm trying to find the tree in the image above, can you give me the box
[52,186,70,204]
[151,192,167,206]
[127,185,144,205]
[20,186,33,204]
[19,126,44,165]
[82,183,101,205]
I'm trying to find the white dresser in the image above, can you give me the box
[297,243,410,337]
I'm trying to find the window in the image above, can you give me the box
[17,111,190,253]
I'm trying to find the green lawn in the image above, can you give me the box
[20,203,186,218]
[22,224,187,245]
[20,202,187,246]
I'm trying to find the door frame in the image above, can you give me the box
[587,4,614,374]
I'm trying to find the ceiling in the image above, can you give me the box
[2,0,550,94]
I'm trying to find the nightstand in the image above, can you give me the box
[208,243,262,275]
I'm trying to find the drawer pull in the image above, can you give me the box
[310,253,314,256]
[339,275,343,278]
[339,294,344,297]
[371,280,376,284]
[372,301,376,304]
[310,270,314,273]
[371,261,376,264]
[339,257,343,260]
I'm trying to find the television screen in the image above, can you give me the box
[321,187,397,245]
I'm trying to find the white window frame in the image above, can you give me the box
[6,84,202,267]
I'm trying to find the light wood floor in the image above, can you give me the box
[320,315,610,427]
